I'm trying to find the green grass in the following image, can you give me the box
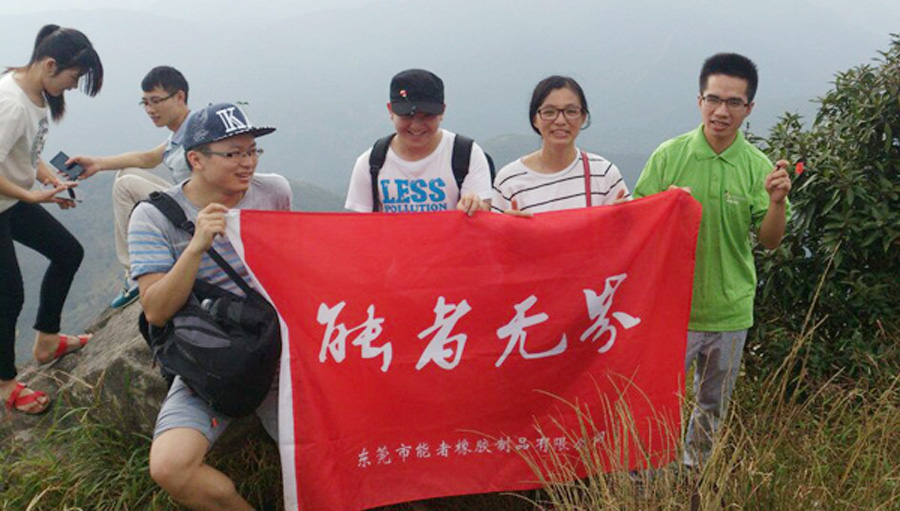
[522,333,900,511]
[2,336,898,511]
[0,402,283,511]
[1,405,161,511]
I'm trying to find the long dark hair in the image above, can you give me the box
[11,25,104,121]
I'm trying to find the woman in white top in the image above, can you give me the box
[492,76,630,215]
[0,25,103,415]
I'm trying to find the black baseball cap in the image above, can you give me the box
[183,102,275,151]
[389,69,445,116]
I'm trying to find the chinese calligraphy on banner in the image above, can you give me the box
[227,190,701,511]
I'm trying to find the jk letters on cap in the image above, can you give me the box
[183,102,276,151]
[390,69,445,116]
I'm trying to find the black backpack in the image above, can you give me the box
[137,192,282,417]
[368,133,496,212]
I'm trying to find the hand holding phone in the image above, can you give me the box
[55,185,81,203]
[50,151,85,180]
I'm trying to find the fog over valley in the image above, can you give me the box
[3,0,899,359]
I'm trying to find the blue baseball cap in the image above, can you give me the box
[183,103,275,151]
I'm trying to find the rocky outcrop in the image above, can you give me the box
[1,300,261,448]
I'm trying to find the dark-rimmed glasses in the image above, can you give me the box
[537,106,584,121]
[701,95,749,110]
[200,148,264,160]
[139,92,176,107]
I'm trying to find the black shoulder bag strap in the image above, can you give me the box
[451,134,497,191]
[484,152,496,181]
[146,191,257,298]
[368,134,395,212]
[451,134,474,192]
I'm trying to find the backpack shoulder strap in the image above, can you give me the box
[148,191,195,234]
[451,134,474,191]
[451,134,497,191]
[368,134,395,212]
[484,152,496,182]
[143,192,257,298]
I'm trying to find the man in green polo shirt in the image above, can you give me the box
[633,53,791,469]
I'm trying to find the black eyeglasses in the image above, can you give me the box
[138,92,176,107]
[200,148,264,160]
[537,106,584,121]
[701,95,749,110]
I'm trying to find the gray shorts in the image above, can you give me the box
[153,376,279,449]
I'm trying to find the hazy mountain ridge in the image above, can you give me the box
[5,0,900,358]
[13,176,342,363]
[2,1,898,194]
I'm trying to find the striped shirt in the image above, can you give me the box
[127,173,292,295]
[491,149,630,213]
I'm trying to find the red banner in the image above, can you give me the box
[227,190,700,511]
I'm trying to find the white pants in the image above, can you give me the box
[113,168,172,270]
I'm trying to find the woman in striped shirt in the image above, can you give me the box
[492,76,630,216]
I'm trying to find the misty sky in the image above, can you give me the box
[4,0,376,17]
[5,0,900,359]
[3,0,899,193]
[9,0,900,20]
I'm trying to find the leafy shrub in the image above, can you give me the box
[749,35,900,381]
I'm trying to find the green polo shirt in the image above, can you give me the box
[634,125,790,331]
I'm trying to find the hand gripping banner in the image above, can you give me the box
[226,190,701,511]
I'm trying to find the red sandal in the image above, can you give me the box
[4,382,50,415]
[38,333,91,366]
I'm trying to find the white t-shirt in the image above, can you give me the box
[491,149,630,214]
[0,73,49,213]
[345,129,492,213]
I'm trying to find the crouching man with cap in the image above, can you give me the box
[127,103,291,511]
[345,68,492,214]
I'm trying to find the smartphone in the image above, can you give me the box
[55,186,82,203]
[49,151,85,180]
